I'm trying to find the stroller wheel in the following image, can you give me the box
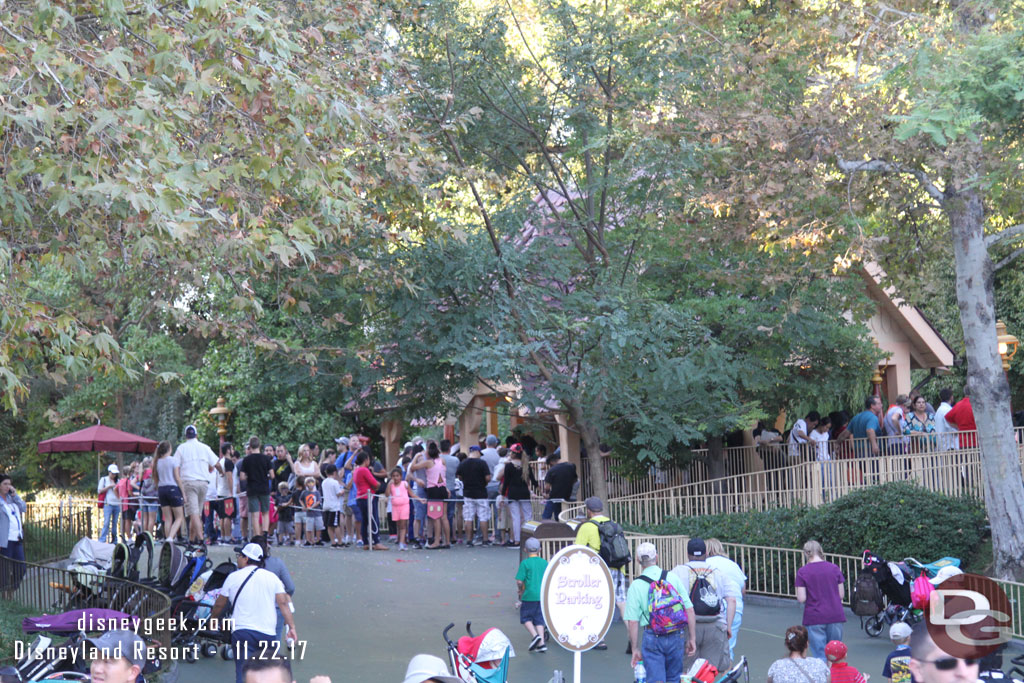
[865,615,885,637]
[184,647,198,663]
[202,643,219,658]
[221,644,235,661]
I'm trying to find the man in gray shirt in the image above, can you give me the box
[441,439,460,542]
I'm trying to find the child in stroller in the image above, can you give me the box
[442,622,515,683]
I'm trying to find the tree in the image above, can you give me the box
[383,0,878,500]
[685,0,1024,577]
[0,0,428,413]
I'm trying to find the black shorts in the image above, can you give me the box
[324,510,342,527]
[426,486,448,501]
[211,499,236,520]
[158,485,184,508]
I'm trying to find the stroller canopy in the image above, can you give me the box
[69,537,114,568]
[457,628,516,665]
[23,608,138,634]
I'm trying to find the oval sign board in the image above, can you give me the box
[540,544,615,652]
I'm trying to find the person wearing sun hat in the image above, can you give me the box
[401,654,462,683]
[826,640,867,683]
[209,542,297,683]
[625,542,697,683]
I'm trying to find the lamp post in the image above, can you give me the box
[996,320,1019,374]
[208,397,232,446]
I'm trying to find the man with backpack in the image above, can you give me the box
[671,537,738,672]
[575,496,631,650]
[625,542,696,683]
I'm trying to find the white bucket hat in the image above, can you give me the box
[401,654,462,683]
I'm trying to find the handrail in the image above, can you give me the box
[535,534,1024,640]
[0,556,173,647]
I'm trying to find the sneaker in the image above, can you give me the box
[529,635,542,652]
[466,540,477,547]
[481,540,493,547]
[537,642,547,652]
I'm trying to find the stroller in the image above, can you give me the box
[170,559,238,661]
[443,622,515,683]
[859,551,960,637]
[15,607,161,682]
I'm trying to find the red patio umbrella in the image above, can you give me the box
[37,425,158,454]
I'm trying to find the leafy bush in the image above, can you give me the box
[638,482,988,564]
[799,482,988,563]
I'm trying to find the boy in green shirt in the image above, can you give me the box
[515,537,548,652]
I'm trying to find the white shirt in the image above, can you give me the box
[705,555,747,610]
[3,499,22,542]
[787,419,808,458]
[322,478,343,511]
[809,430,830,461]
[216,458,233,498]
[174,438,218,482]
[481,448,500,475]
[934,402,957,450]
[221,565,286,635]
[98,475,121,506]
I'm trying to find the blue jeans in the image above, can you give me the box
[642,629,684,683]
[100,505,119,543]
[0,539,26,591]
[542,500,562,520]
[729,607,743,660]
[232,629,277,683]
[807,622,843,661]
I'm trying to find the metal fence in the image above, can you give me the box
[23,503,94,563]
[537,534,1024,640]
[1,557,173,646]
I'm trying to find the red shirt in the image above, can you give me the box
[945,397,977,448]
[353,466,379,500]
[830,662,866,683]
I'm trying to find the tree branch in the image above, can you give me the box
[995,246,1024,271]
[836,158,946,205]
[985,224,1024,249]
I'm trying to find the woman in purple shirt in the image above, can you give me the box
[795,539,846,661]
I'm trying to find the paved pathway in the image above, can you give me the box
[186,543,897,682]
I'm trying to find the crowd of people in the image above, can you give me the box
[93,426,580,552]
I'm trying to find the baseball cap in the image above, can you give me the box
[524,537,541,552]
[107,464,120,474]
[184,424,197,438]
[334,436,349,445]
[486,434,499,447]
[636,542,657,561]
[929,565,963,585]
[234,543,264,562]
[85,630,147,668]
[401,654,462,683]
[687,538,707,558]
[469,445,481,452]
[824,640,847,661]
[889,622,912,640]
[584,496,603,512]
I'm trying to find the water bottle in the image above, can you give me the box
[634,661,647,683]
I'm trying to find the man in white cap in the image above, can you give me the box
[174,424,221,545]
[85,629,147,683]
[401,654,462,683]
[209,542,297,683]
[625,542,696,683]
[97,464,122,543]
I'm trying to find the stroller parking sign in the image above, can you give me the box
[540,545,615,652]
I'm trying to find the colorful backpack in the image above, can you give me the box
[638,570,689,635]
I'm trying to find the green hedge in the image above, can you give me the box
[637,482,989,565]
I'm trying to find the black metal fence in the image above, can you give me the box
[23,503,94,563]
[1,557,172,647]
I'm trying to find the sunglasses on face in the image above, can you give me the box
[919,657,979,670]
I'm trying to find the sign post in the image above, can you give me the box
[540,545,616,683]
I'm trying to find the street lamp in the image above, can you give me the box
[208,396,232,444]
[996,320,1020,373]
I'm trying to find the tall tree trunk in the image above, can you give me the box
[948,187,1024,580]
[567,399,610,504]
[707,435,726,496]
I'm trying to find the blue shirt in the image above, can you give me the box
[848,410,880,457]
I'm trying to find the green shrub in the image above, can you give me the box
[637,482,988,564]
[798,482,988,563]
